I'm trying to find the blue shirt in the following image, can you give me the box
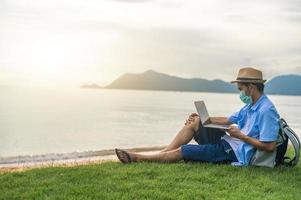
[227,94,280,166]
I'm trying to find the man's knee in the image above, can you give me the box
[172,148,183,161]
[184,123,194,132]
[184,120,199,132]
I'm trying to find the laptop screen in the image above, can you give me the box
[194,101,210,124]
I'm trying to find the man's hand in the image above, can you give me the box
[203,117,211,125]
[189,113,199,118]
[185,113,212,125]
[227,125,245,139]
[227,126,277,152]
[184,115,201,132]
[185,113,199,125]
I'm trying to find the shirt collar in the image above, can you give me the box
[248,94,266,111]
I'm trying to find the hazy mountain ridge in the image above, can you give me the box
[82,70,301,95]
[265,75,301,95]
[105,70,236,93]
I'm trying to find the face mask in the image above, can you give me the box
[239,90,252,104]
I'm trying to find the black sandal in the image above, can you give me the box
[115,148,132,164]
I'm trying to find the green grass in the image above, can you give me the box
[1,153,301,200]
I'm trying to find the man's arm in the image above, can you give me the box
[188,113,231,125]
[209,117,232,125]
[186,113,232,125]
[227,126,277,152]
[240,135,276,152]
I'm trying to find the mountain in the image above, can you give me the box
[80,84,103,89]
[265,75,301,95]
[104,70,236,93]
[82,70,301,95]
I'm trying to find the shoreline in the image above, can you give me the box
[0,146,165,173]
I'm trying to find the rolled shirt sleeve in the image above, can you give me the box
[228,105,248,125]
[228,111,240,124]
[258,107,280,142]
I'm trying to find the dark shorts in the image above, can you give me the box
[180,123,238,163]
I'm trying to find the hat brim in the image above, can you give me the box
[230,80,266,84]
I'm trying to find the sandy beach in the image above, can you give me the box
[0,146,165,173]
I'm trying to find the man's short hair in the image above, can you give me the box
[241,82,265,93]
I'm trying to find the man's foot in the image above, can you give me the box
[115,149,133,164]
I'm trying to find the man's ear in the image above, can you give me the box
[249,84,256,95]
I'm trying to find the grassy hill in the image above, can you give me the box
[1,151,300,200]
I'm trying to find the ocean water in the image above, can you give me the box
[1,86,300,159]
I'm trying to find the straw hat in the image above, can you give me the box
[231,67,266,84]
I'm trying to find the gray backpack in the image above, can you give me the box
[275,118,300,166]
[251,118,300,167]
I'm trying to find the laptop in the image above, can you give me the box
[194,101,231,130]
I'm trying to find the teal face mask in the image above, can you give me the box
[239,91,252,104]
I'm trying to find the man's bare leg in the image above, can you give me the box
[115,115,200,163]
[160,117,200,152]
[116,148,183,163]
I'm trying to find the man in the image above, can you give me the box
[115,67,280,166]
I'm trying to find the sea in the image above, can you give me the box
[1,86,300,163]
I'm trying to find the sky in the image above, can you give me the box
[0,0,301,88]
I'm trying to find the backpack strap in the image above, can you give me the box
[279,119,287,143]
[282,124,300,166]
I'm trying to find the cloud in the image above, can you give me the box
[96,25,301,81]
[111,0,154,3]
[0,0,300,86]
